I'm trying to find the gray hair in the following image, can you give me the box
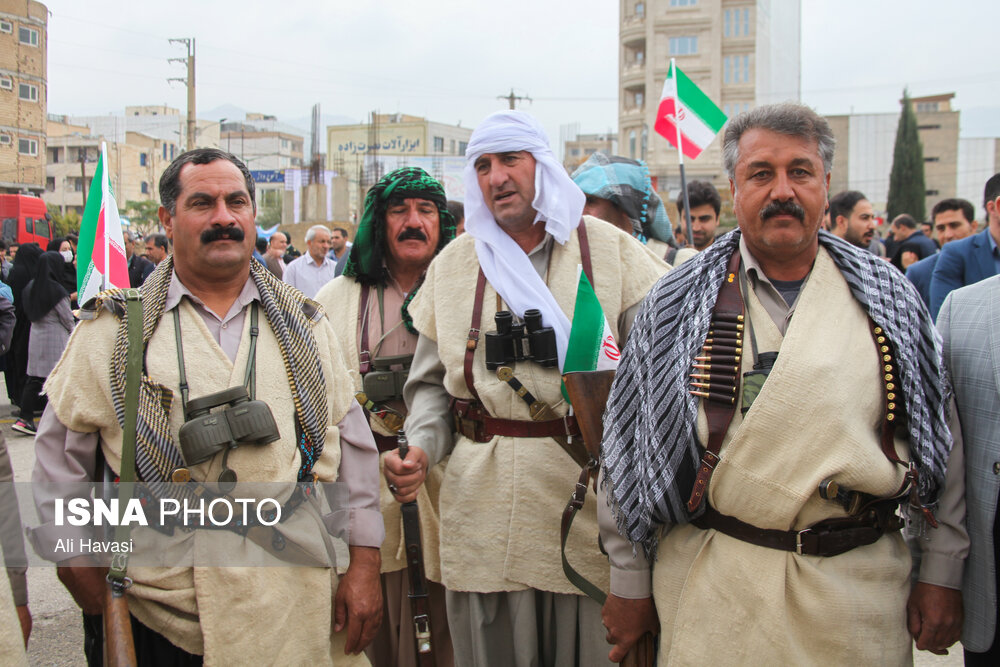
[305,224,331,242]
[722,103,836,180]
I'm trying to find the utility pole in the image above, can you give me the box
[79,147,88,208]
[498,88,531,110]
[168,38,196,151]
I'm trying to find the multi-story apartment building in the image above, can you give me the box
[563,133,619,171]
[619,0,800,207]
[0,0,46,194]
[825,93,963,218]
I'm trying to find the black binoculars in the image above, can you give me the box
[484,309,558,370]
[178,386,281,466]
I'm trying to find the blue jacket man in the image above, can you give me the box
[929,229,997,320]
[907,198,979,308]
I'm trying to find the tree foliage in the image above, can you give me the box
[123,200,161,236]
[47,204,81,238]
[886,89,926,222]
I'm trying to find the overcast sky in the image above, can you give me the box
[42,0,999,148]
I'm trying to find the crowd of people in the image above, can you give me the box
[2,103,999,666]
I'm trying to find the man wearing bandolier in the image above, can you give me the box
[600,104,965,662]
[317,167,456,667]
[385,110,665,666]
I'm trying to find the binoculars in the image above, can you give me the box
[484,309,558,370]
[361,354,412,403]
[178,386,281,466]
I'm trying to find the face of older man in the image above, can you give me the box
[730,128,829,273]
[145,239,167,264]
[158,160,256,282]
[306,229,333,264]
[583,195,632,235]
[474,151,537,232]
[268,232,288,255]
[385,198,441,270]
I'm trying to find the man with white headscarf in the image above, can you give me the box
[384,110,666,666]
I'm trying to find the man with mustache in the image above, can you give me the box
[601,104,965,663]
[31,148,385,664]
[282,224,339,298]
[385,111,665,666]
[317,167,457,667]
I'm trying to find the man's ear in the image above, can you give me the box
[158,206,173,239]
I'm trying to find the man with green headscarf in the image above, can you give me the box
[316,167,456,667]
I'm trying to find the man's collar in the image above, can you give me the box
[165,269,260,315]
[306,254,330,267]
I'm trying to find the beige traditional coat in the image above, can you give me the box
[653,247,913,665]
[317,276,446,581]
[45,298,367,665]
[408,217,666,595]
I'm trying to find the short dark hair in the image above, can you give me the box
[931,198,974,224]
[255,237,268,254]
[331,227,349,238]
[676,180,721,217]
[984,173,1000,210]
[723,103,835,179]
[892,214,918,230]
[829,191,868,224]
[159,148,255,216]
[147,233,169,252]
[447,200,465,222]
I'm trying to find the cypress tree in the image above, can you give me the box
[886,89,926,222]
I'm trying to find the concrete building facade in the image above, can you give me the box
[0,0,46,194]
[618,0,801,201]
[563,132,618,171]
[825,94,963,218]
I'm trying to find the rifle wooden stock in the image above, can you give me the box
[562,370,656,667]
[103,584,137,667]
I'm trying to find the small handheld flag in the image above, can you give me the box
[77,142,129,304]
[654,60,727,161]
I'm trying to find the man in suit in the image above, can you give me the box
[929,173,1000,319]
[936,275,1000,664]
[124,230,154,287]
[905,198,977,307]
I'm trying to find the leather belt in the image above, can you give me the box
[450,397,580,443]
[692,503,904,557]
[374,432,398,454]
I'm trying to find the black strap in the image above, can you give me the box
[359,284,372,375]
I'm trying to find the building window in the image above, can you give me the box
[724,58,731,84]
[916,102,939,113]
[18,83,37,102]
[742,8,750,35]
[18,138,37,156]
[18,26,38,46]
[669,36,698,56]
[459,141,468,155]
[742,55,749,83]
[0,134,10,146]
[46,176,54,191]
[433,136,445,152]
[926,190,940,196]
[629,130,637,159]
[141,181,149,194]
[170,144,175,159]
[634,90,644,108]
[450,139,456,154]
[924,156,940,162]
[634,2,644,17]
[0,21,12,34]
[917,124,941,131]
[641,126,648,161]
[139,152,147,167]
[724,10,731,36]
[670,0,697,6]
[0,76,11,91]
[162,143,168,160]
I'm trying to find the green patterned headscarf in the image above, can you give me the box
[344,166,457,332]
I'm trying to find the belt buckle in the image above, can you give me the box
[796,528,812,555]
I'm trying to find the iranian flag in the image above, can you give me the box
[77,143,129,304]
[654,60,727,160]
[563,267,620,380]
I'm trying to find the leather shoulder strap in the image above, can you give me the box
[359,284,371,374]
[464,269,487,403]
[577,219,594,288]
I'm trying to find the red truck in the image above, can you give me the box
[0,194,54,247]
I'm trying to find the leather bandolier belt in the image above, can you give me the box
[448,220,593,449]
[686,248,915,557]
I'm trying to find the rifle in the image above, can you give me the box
[397,430,436,667]
[561,370,655,667]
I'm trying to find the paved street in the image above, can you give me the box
[0,379,966,665]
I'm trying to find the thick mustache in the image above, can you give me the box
[397,228,428,242]
[760,200,805,222]
[201,226,246,243]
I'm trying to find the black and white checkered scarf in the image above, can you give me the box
[602,229,953,558]
[82,257,329,483]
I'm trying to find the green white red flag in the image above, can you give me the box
[563,267,620,380]
[77,143,129,304]
[654,60,727,160]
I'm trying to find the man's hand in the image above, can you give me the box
[334,545,382,655]
[16,604,31,647]
[907,582,963,654]
[383,446,429,503]
[603,594,659,663]
[57,556,108,616]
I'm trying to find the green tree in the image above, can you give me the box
[886,89,926,222]
[47,204,81,238]
[123,200,161,235]
[255,190,282,227]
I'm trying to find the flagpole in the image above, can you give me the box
[671,59,694,249]
[101,141,110,290]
